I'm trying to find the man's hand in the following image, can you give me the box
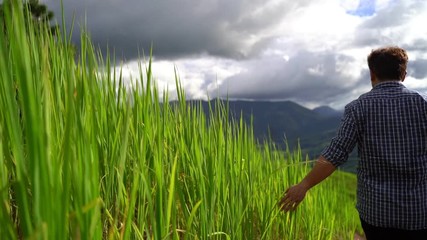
[278,182,309,212]
[278,156,336,212]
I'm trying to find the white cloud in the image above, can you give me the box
[120,56,244,101]
[405,77,427,90]
[340,0,361,11]
[376,0,394,10]
[266,1,365,58]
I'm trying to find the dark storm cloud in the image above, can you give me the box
[216,50,365,105]
[45,0,309,61]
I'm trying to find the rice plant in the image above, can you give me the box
[0,2,361,239]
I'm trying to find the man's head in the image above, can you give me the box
[367,46,408,82]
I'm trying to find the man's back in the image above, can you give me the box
[349,81,427,229]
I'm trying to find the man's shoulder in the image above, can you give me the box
[405,88,427,100]
[343,91,376,113]
[344,99,360,112]
[345,92,372,108]
[345,86,427,112]
[399,86,427,105]
[355,84,426,101]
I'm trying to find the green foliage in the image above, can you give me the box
[0,2,362,239]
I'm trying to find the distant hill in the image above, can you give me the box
[312,106,342,117]
[184,99,357,172]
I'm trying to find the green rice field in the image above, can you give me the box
[0,2,362,239]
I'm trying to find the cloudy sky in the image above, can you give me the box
[44,0,427,109]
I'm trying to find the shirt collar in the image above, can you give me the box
[372,81,404,90]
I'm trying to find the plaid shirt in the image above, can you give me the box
[321,81,427,230]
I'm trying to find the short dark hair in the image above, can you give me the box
[367,46,408,81]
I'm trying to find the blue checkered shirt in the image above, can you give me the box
[321,81,427,230]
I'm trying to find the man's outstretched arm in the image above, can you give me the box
[278,155,336,212]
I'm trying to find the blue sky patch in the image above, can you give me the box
[347,0,376,16]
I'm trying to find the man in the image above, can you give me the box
[278,46,427,239]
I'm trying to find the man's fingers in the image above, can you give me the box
[278,185,306,212]
[277,191,291,206]
[280,201,299,212]
[290,201,301,211]
[279,194,295,206]
[278,195,301,212]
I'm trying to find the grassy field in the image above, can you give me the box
[0,2,362,239]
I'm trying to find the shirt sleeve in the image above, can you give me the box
[321,103,358,167]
